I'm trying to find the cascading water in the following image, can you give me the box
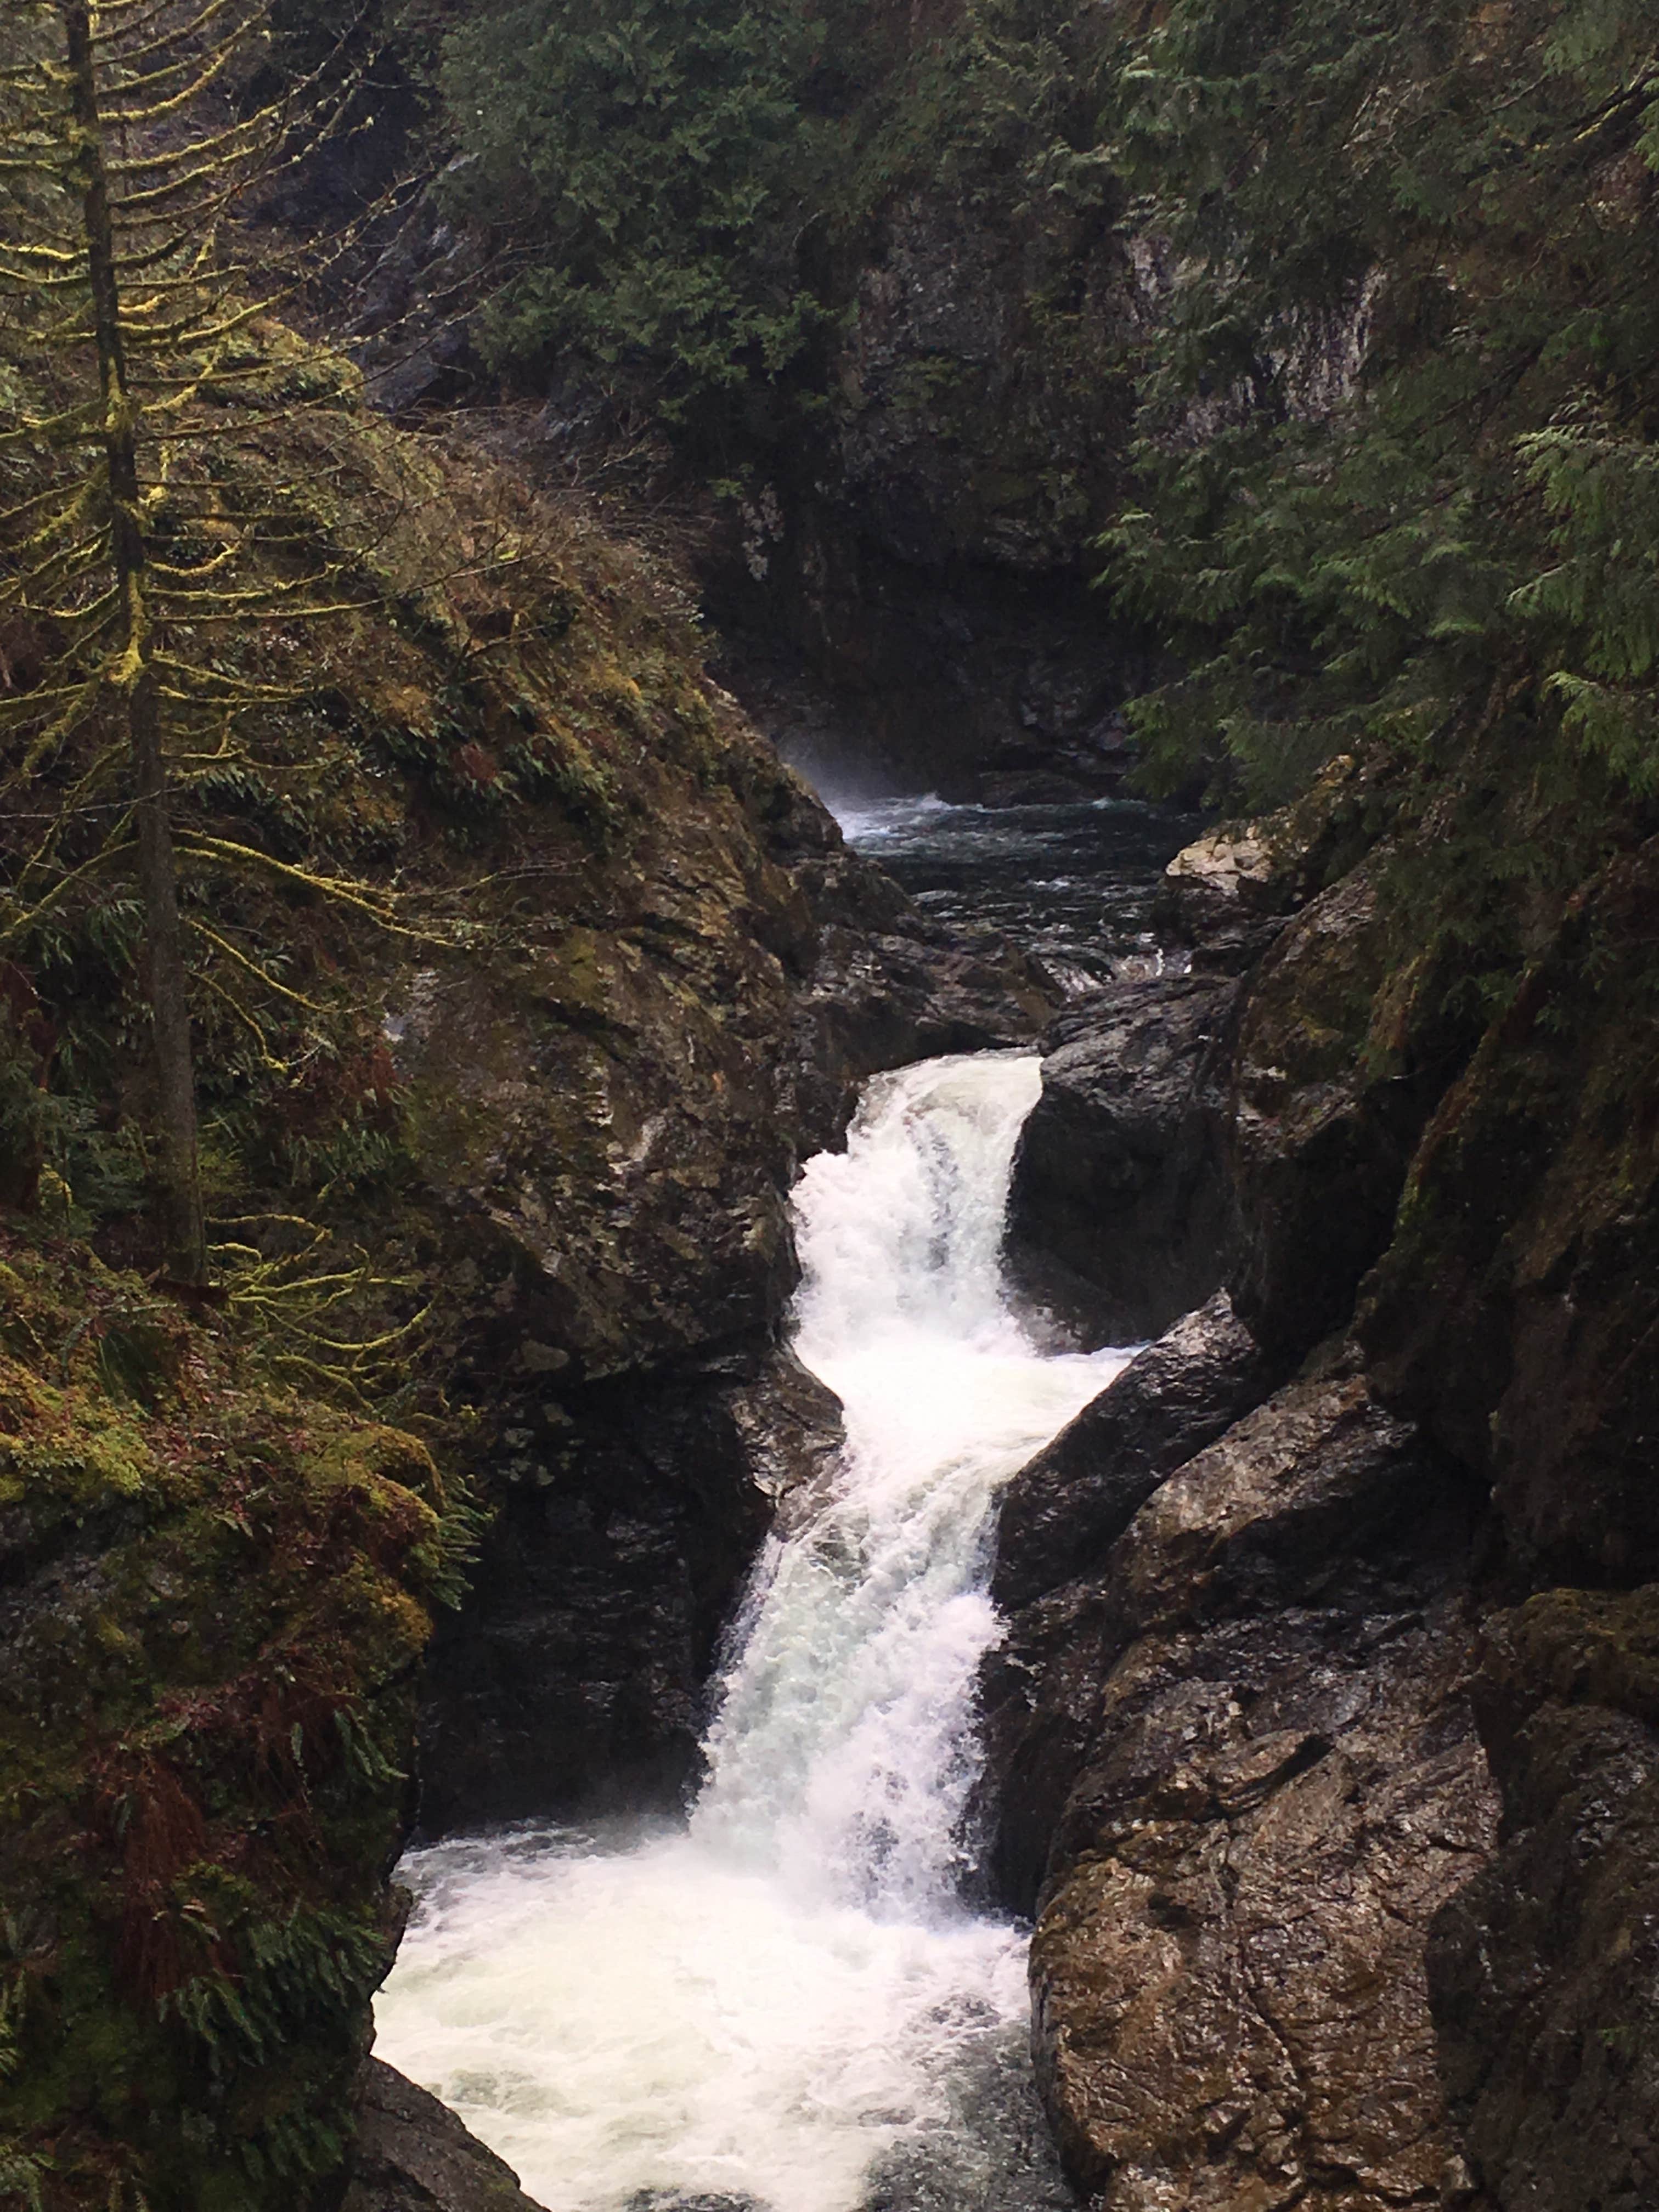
[374,1052,1132,2212]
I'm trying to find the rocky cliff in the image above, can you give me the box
[0,319,1051,2207]
[987,780,1659,2212]
[706,169,1153,801]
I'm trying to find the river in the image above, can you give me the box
[373,795,1197,2212]
[830,793,1204,992]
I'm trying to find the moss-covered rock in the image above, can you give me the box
[1362,835,1659,1584]
[2,309,1053,1857]
[0,1232,472,2211]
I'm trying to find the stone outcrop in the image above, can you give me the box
[1223,860,1422,1360]
[345,2060,548,2212]
[1004,976,1239,1346]
[1428,1589,1659,2212]
[990,1294,1280,1618]
[417,1349,842,1831]
[1362,836,1659,1586]
[400,741,1053,1832]
[0,1236,462,2210]
[706,182,1157,800]
[996,787,1659,2211]
[980,1295,1282,1909]
[1152,755,1400,973]
[1002,760,1437,1361]
[992,1367,1496,2210]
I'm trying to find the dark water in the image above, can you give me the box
[830,794,1206,993]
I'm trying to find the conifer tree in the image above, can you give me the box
[435,0,831,432]
[1093,0,1659,810]
[0,0,394,1279]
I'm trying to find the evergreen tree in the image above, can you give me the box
[0,0,407,1277]
[1092,0,1659,809]
[437,0,832,432]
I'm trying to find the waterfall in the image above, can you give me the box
[374,1053,1130,2212]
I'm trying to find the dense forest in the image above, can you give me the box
[2,2,1657,2209]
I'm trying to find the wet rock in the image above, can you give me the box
[1006,1372,1496,2208]
[977,1571,1123,1920]
[1362,836,1659,1586]
[990,1293,1280,1616]
[1153,755,1396,974]
[1153,824,1300,973]
[980,1294,1282,1903]
[1427,1587,1659,2212]
[345,2059,547,2211]
[625,2196,765,2212]
[1003,975,1239,1346]
[857,2027,1075,2212]
[1225,860,1442,1361]
[787,839,1059,1155]
[397,700,1051,1831]
[417,1348,844,1835]
[984,1365,1472,1914]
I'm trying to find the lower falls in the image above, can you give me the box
[376,1051,1132,2212]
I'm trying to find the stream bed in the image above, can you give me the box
[376,1056,1130,2211]
[834,793,1205,991]
[373,792,1200,2211]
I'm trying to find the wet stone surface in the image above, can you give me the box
[855,2033,1076,2212]
[625,2196,767,2211]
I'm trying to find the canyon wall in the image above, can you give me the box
[986,784,1659,2212]
[0,321,1051,2208]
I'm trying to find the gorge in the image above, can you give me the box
[3,3,1659,2210]
[377,1047,1126,2212]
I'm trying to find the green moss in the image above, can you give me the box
[0,1234,473,2212]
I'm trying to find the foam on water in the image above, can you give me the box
[375,1052,1131,2212]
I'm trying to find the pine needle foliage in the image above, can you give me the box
[436,0,836,431]
[1091,0,1659,809]
[0,0,393,1278]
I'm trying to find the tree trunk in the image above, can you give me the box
[63,1,207,1283]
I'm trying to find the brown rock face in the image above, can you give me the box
[1428,1589,1659,2212]
[1000,1371,1497,2210]
[991,1294,1282,1617]
[1035,1707,1494,2212]
[1362,836,1659,1588]
[981,1295,1283,1909]
[993,786,1659,2207]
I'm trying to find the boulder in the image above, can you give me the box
[1011,1371,1497,2210]
[1154,753,1399,973]
[345,2060,548,2212]
[1003,975,1239,1346]
[1154,825,1300,972]
[990,1293,1282,1616]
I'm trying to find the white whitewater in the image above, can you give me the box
[375,1052,1131,2212]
